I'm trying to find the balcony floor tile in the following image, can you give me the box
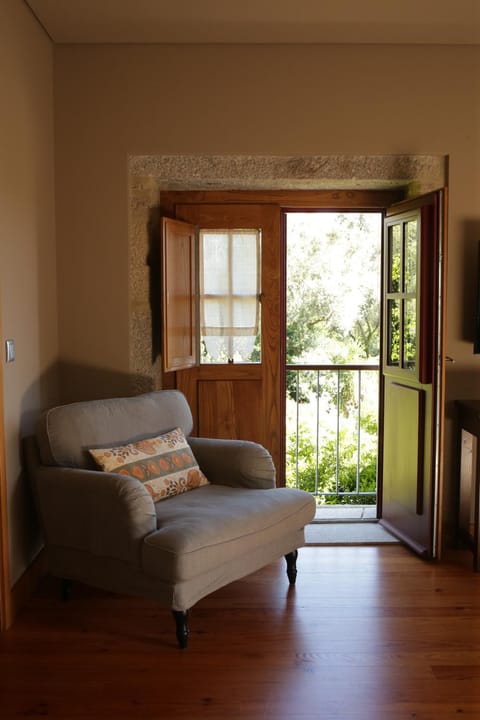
[314,504,377,522]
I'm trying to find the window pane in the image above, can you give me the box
[387,299,400,366]
[232,232,259,295]
[404,220,417,293]
[388,224,402,293]
[200,229,261,364]
[201,233,229,295]
[403,298,416,370]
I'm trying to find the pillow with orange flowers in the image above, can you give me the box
[89,427,209,502]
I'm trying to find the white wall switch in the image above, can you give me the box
[5,339,15,363]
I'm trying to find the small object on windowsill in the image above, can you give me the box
[228,357,234,364]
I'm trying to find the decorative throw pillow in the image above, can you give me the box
[88,427,209,502]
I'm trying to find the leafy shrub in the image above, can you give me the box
[286,420,377,505]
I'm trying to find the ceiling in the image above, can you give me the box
[25,0,480,45]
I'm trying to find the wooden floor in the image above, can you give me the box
[2,545,480,719]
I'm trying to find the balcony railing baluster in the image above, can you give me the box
[315,370,320,496]
[336,368,340,495]
[356,370,362,493]
[286,364,379,504]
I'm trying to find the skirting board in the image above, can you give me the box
[9,548,47,626]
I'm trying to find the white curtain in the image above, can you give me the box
[200,229,261,362]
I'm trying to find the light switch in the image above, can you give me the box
[5,339,15,363]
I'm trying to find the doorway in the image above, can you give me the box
[284,211,383,522]
[158,186,446,557]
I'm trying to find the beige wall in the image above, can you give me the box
[53,43,480,368]
[53,42,480,536]
[0,1,58,585]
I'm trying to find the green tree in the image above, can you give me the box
[286,213,381,366]
[286,418,377,505]
[349,291,380,360]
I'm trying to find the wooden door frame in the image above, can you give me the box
[161,188,405,489]
[0,312,12,631]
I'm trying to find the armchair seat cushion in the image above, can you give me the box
[142,484,315,583]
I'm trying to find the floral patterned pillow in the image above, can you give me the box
[88,427,209,502]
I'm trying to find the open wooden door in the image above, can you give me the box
[380,190,447,558]
[161,203,283,481]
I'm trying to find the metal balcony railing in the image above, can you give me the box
[286,364,379,504]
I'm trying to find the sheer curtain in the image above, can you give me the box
[200,229,261,362]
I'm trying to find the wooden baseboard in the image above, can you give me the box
[9,549,47,625]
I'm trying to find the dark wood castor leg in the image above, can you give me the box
[61,578,72,602]
[172,610,189,649]
[285,550,298,585]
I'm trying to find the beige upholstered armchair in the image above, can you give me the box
[25,390,316,648]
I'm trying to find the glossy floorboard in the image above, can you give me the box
[1,545,480,719]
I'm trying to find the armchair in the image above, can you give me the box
[25,390,316,647]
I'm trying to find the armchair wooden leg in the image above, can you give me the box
[172,610,189,649]
[285,550,298,585]
[61,578,72,602]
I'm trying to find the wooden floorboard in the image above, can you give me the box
[1,545,480,719]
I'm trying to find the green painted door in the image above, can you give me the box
[380,191,446,558]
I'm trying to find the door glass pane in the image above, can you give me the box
[388,224,402,293]
[403,298,416,370]
[199,228,261,363]
[387,299,400,366]
[404,220,417,293]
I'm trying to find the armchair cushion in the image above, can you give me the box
[143,484,314,583]
[89,427,209,503]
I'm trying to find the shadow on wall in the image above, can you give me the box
[20,363,60,438]
[8,461,43,586]
[20,362,155,437]
[57,361,155,405]
[8,364,60,582]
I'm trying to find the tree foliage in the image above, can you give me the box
[286,213,381,366]
[286,420,377,505]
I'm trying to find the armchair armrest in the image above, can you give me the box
[187,437,276,489]
[25,437,156,567]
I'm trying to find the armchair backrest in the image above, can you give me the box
[36,390,194,469]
